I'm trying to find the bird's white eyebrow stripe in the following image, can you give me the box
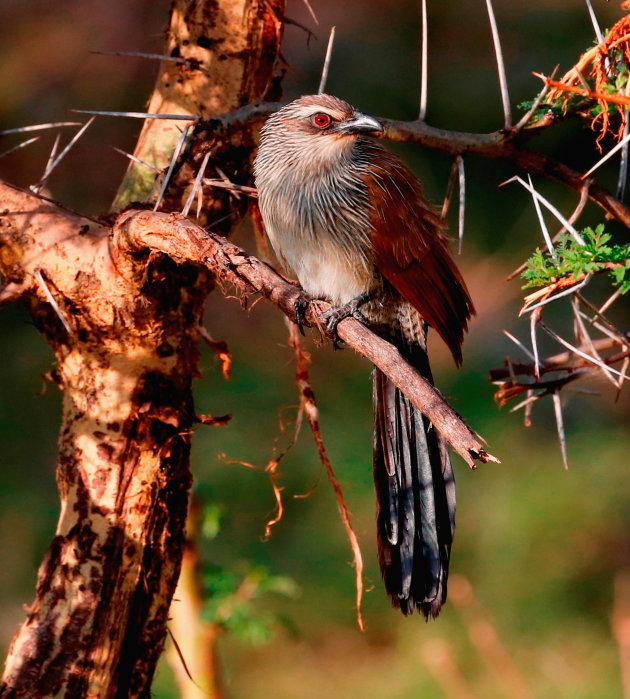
[286,105,342,120]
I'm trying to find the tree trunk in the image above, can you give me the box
[0,0,284,696]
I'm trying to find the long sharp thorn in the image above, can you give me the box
[571,298,617,387]
[530,310,541,378]
[34,133,61,194]
[598,287,622,315]
[582,129,630,179]
[182,151,212,217]
[91,50,187,64]
[552,392,569,470]
[35,270,74,336]
[527,174,557,259]
[540,321,626,378]
[302,0,320,25]
[617,82,630,199]
[485,0,511,129]
[0,136,40,160]
[503,329,537,362]
[318,26,336,94]
[584,0,605,43]
[457,155,465,254]
[419,0,428,121]
[70,109,198,121]
[0,121,80,135]
[504,176,585,244]
[32,118,94,191]
[153,124,191,212]
[112,147,160,174]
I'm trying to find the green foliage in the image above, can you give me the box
[197,498,299,645]
[201,563,299,644]
[522,224,630,292]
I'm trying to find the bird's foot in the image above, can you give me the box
[320,291,374,342]
[293,295,313,335]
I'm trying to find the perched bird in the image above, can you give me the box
[253,94,474,618]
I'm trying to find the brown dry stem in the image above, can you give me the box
[287,321,365,631]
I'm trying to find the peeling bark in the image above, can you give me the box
[0,0,284,695]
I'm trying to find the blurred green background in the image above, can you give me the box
[1,1,629,697]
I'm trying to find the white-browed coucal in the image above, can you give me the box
[253,94,474,618]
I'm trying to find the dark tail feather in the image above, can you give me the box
[373,348,455,619]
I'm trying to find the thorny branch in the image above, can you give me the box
[113,207,498,468]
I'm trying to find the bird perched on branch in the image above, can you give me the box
[253,94,474,618]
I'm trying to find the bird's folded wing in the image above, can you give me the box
[362,151,474,365]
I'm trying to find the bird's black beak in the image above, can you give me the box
[336,111,383,135]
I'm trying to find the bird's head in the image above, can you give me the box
[257,94,383,168]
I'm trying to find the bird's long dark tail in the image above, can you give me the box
[373,344,456,618]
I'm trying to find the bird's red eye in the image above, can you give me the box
[311,112,332,129]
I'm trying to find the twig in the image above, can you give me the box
[485,0,511,129]
[419,0,428,121]
[520,275,591,315]
[318,26,336,94]
[287,322,365,631]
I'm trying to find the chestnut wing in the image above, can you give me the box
[363,150,474,365]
